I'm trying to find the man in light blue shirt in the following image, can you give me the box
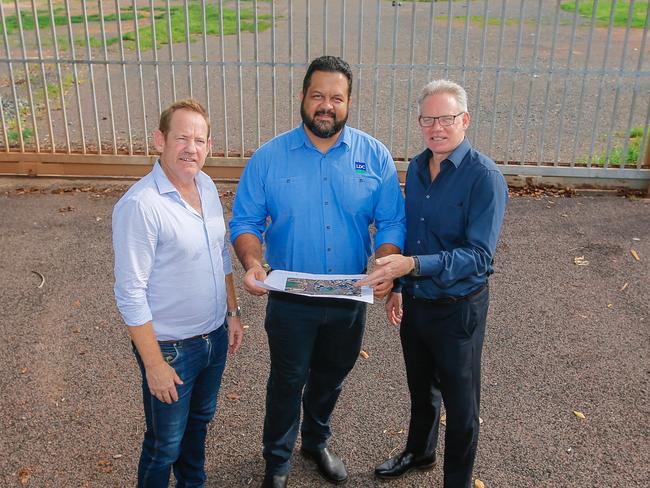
[113,99,244,487]
[230,56,406,488]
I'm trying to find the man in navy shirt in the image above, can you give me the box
[357,80,508,488]
[230,56,405,488]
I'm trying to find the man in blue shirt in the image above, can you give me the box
[113,99,244,487]
[357,80,508,488]
[230,56,406,488]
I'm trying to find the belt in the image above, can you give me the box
[406,282,488,305]
[158,330,214,346]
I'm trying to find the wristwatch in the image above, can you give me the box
[409,256,421,277]
[226,306,242,317]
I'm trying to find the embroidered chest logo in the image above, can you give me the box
[355,161,367,173]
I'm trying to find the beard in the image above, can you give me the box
[300,102,348,139]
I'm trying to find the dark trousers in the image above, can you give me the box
[263,292,366,475]
[401,286,489,488]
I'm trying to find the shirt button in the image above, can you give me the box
[327,248,331,251]
[323,177,328,181]
[420,217,424,222]
[415,284,419,288]
[328,268,332,272]
[417,240,421,244]
[324,201,329,205]
[426,195,430,199]
[326,225,331,229]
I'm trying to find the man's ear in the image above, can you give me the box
[299,90,304,102]
[207,136,212,153]
[462,112,471,130]
[153,129,165,152]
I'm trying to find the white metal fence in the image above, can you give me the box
[0,0,648,184]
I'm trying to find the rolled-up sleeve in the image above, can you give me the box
[112,198,157,327]
[229,154,268,244]
[373,155,406,252]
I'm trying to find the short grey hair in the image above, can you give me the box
[417,79,468,115]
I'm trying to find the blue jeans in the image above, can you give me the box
[263,292,366,475]
[133,324,228,488]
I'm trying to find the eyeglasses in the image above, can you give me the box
[418,112,465,127]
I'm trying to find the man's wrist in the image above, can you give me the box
[226,306,242,317]
[409,256,421,277]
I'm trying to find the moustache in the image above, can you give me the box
[315,110,336,118]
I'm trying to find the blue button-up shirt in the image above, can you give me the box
[113,162,232,341]
[230,124,406,274]
[401,138,508,299]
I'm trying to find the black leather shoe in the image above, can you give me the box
[301,447,348,484]
[261,473,288,488]
[374,450,435,480]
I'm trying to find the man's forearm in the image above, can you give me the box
[128,321,164,369]
[233,233,265,271]
[225,273,238,310]
[375,243,401,259]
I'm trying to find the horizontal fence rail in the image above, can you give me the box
[0,0,649,187]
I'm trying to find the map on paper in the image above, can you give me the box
[254,269,373,304]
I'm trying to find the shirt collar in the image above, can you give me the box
[290,123,351,152]
[152,160,178,195]
[416,137,472,172]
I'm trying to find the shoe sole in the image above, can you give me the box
[301,449,348,485]
[374,462,436,480]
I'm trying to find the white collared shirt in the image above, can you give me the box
[112,161,232,341]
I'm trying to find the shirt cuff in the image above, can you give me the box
[417,253,442,277]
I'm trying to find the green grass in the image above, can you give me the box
[122,3,271,50]
[589,127,647,166]
[560,1,648,28]
[6,127,33,145]
[0,8,137,34]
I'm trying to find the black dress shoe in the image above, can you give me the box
[261,473,288,488]
[301,446,348,484]
[374,450,435,480]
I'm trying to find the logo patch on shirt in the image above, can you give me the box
[355,161,367,173]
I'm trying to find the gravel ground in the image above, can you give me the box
[0,177,648,487]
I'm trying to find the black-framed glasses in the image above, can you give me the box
[418,112,465,127]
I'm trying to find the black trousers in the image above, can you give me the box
[263,292,367,475]
[401,285,489,488]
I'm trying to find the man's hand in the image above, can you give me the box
[243,264,269,296]
[226,316,244,353]
[356,254,415,290]
[145,361,184,404]
[385,292,403,326]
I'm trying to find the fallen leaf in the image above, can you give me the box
[632,237,640,241]
[97,459,113,473]
[58,205,76,212]
[226,392,241,401]
[479,417,484,425]
[20,367,28,374]
[619,282,629,292]
[112,454,122,459]
[440,413,446,426]
[573,410,586,419]
[359,350,369,359]
[573,256,589,266]
[607,303,613,309]
[396,428,404,434]
[475,479,485,488]
[630,249,640,261]
[17,467,30,485]
[73,299,81,308]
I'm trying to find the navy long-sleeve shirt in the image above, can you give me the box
[400,138,508,299]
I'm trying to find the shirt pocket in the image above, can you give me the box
[266,176,310,219]
[338,174,379,217]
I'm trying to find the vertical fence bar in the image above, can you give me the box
[570,0,599,166]
[289,0,294,127]
[371,0,381,136]
[460,0,471,86]
[354,0,363,128]
[131,0,149,155]
[323,0,328,54]
[538,0,562,164]
[553,0,580,165]
[63,0,85,154]
[184,0,193,98]
[97,0,117,154]
[253,0,261,147]
[488,0,508,157]
[623,2,649,169]
[200,0,211,155]
[638,100,650,167]
[402,1,417,159]
[0,95,8,151]
[470,0,489,147]
[14,0,40,151]
[29,0,54,151]
[271,0,277,136]
[604,0,635,167]
[47,0,70,153]
[520,0,543,165]
[587,0,617,167]
[503,0,526,165]
[218,0,228,156]
[116,0,134,154]
[166,0,177,101]
[0,2,25,152]
[426,0,435,81]
[340,0,346,58]
[387,1,399,152]
[442,0,452,79]
[235,0,245,156]
[149,0,162,117]
[81,0,101,153]
[306,0,310,62]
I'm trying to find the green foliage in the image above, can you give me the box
[560,1,648,28]
[122,4,272,51]
[589,127,647,166]
[6,126,33,144]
